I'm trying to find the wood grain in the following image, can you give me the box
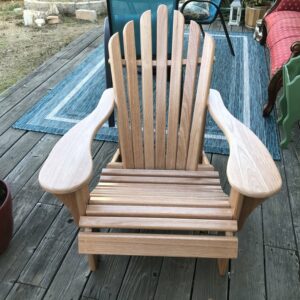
[166,10,185,169]
[38,89,115,194]
[155,5,168,169]
[109,33,134,168]
[208,89,282,198]
[79,232,238,258]
[140,10,155,168]
[186,34,215,169]
[176,21,201,170]
[123,21,144,168]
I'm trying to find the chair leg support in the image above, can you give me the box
[217,259,229,276]
[219,12,235,56]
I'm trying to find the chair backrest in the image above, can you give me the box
[107,0,178,56]
[209,0,221,17]
[109,5,215,170]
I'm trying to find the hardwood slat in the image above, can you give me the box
[99,175,220,185]
[86,205,233,219]
[89,198,230,208]
[96,182,224,192]
[123,21,144,168]
[109,33,134,168]
[101,168,219,178]
[176,21,201,170]
[186,34,215,169]
[118,58,202,66]
[80,216,237,232]
[155,5,168,169]
[140,10,155,168]
[78,232,238,258]
[166,10,185,169]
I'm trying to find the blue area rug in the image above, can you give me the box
[13,32,281,160]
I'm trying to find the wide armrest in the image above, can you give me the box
[208,89,282,198]
[39,88,115,194]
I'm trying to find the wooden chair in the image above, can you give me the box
[39,5,282,276]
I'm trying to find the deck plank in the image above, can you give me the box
[18,206,78,289]
[265,246,300,300]
[0,204,60,283]
[5,283,46,300]
[262,160,296,250]
[154,258,195,300]
[192,259,228,300]
[116,256,163,300]
[229,208,266,300]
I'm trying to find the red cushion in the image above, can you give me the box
[269,38,297,75]
[265,11,300,75]
[276,0,300,12]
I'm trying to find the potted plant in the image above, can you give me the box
[243,0,272,29]
[0,180,13,254]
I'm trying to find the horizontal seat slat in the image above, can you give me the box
[86,204,233,219]
[78,232,238,259]
[89,197,230,208]
[80,216,237,231]
[100,175,220,185]
[101,168,219,178]
[96,182,223,191]
[106,161,215,171]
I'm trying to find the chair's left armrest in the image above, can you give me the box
[208,89,282,198]
[39,88,115,195]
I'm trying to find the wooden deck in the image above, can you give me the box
[0,22,300,300]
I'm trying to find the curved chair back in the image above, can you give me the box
[109,5,215,170]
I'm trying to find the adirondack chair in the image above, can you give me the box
[39,5,282,276]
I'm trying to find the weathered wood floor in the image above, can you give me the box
[0,21,300,300]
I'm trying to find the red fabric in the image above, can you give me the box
[275,0,300,12]
[265,11,300,75]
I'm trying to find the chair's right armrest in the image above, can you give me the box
[39,88,115,195]
[208,89,282,199]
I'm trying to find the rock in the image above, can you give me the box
[23,10,34,26]
[47,15,60,25]
[14,8,23,15]
[35,18,45,27]
[75,9,97,22]
[47,3,59,16]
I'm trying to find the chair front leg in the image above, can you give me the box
[55,185,98,271]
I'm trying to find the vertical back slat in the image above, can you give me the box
[155,5,168,169]
[109,34,134,168]
[140,10,155,169]
[166,11,185,169]
[123,21,144,168]
[186,34,215,170]
[176,21,201,170]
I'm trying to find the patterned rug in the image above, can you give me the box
[13,32,281,160]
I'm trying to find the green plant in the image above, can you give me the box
[243,0,271,7]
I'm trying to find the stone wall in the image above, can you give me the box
[24,0,107,15]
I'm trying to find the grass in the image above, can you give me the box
[0,0,104,94]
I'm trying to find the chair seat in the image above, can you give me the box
[78,166,238,259]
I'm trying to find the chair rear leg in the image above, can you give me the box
[217,259,229,276]
[219,12,235,56]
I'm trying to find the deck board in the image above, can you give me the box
[0,21,299,300]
